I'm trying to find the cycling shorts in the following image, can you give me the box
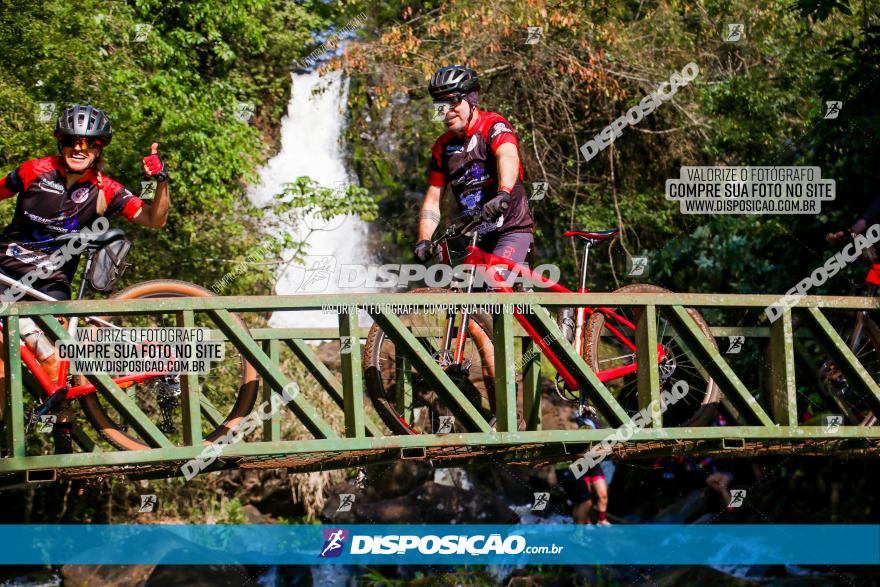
[0,268,70,302]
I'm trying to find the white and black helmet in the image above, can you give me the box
[54,104,113,146]
[429,65,480,100]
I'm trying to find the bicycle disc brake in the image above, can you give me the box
[554,374,579,402]
[659,347,677,381]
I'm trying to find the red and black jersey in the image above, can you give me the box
[0,155,144,287]
[428,110,533,235]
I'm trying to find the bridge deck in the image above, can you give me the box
[2,292,879,483]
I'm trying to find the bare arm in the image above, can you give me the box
[495,142,520,191]
[418,184,443,241]
[133,143,170,228]
[133,180,169,228]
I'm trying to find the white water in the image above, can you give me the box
[248,70,372,328]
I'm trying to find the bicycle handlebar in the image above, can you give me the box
[434,203,509,245]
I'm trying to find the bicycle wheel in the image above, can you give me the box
[79,279,260,450]
[761,311,879,426]
[583,284,720,426]
[363,288,497,435]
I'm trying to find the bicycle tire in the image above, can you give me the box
[79,279,260,451]
[583,283,720,426]
[362,288,498,435]
[760,311,879,426]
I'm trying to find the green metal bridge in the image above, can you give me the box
[2,291,879,483]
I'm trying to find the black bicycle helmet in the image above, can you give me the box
[54,104,112,146]
[429,65,480,100]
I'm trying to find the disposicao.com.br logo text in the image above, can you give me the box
[318,532,563,557]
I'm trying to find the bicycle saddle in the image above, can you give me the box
[563,228,620,243]
[53,228,126,250]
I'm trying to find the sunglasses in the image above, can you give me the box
[59,137,100,149]
[435,93,466,106]
[432,94,468,119]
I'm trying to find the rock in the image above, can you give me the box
[62,565,155,587]
[322,481,517,524]
[653,489,711,524]
[146,565,251,586]
[432,467,473,490]
[241,504,264,524]
[366,461,432,499]
[476,463,556,505]
[314,341,342,371]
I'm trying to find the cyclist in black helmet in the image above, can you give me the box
[414,65,534,275]
[0,103,170,451]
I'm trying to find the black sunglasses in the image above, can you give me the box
[59,137,100,149]
[436,93,466,106]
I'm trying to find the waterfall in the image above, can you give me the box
[248,70,371,328]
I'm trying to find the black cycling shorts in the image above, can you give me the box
[0,269,70,302]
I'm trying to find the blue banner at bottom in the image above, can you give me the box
[4,525,878,565]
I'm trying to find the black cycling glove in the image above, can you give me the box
[481,192,511,222]
[414,239,434,262]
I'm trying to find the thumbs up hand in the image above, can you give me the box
[142,143,168,182]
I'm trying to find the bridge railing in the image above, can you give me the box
[1,292,879,479]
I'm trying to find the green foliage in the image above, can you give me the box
[0,0,342,296]
[219,497,245,524]
[269,176,379,260]
[341,0,879,297]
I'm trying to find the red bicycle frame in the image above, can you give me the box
[437,239,664,392]
[1,323,175,402]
